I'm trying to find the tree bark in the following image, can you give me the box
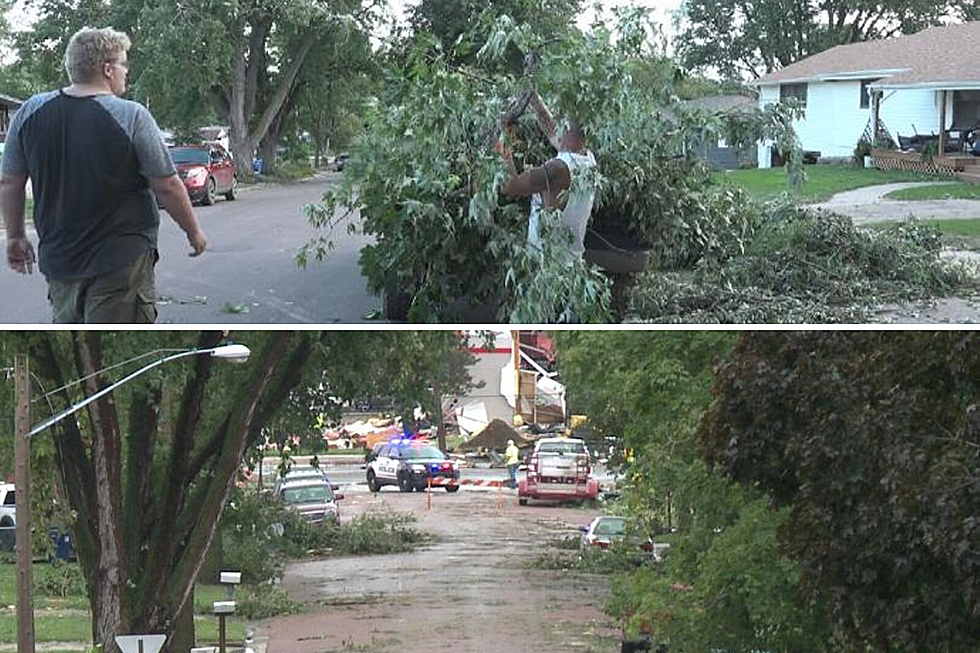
[76,333,128,653]
[147,333,294,640]
[227,26,316,178]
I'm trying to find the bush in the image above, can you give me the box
[274,160,315,182]
[220,489,294,584]
[854,137,872,166]
[220,489,426,583]
[332,510,426,555]
[233,584,302,619]
[34,560,87,598]
[628,205,968,323]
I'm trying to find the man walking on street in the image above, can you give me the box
[0,26,207,323]
[505,439,520,489]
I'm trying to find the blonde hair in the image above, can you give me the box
[64,27,131,84]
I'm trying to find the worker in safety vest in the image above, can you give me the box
[505,439,520,489]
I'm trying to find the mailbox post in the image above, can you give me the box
[214,570,241,653]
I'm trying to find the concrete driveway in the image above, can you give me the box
[811,181,980,224]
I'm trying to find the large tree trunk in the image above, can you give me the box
[257,136,280,175]
[27,332,308,653]
[169,596,195,653]
[76,333,128,652]
[257,80,304,175]
[227,26,316,178]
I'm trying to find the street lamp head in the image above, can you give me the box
[210,344,251,364]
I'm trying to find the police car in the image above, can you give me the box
[366,439,460,493]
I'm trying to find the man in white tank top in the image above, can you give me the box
[495,91,597,258]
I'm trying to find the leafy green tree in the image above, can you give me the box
[131,0,380,175]
[407,0,583,62]
[12,0,379,175]
[700,331,980,653]
[303,9,802,322]
[554,331,734,530]
[274,24,376,169]
[7,0,114,93]
[555,331,831,652]
[678,0,957,79]
[0,330,472,653]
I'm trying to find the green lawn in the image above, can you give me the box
[0,614,92,642]
[884,183,980,201]
[718,166,945,203]
[324,448,365,456]
[0,563,89,611]
[0,566,248,646]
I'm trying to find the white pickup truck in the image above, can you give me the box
[0,483,16,527]
[518,437,599,505]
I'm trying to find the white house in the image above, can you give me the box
[754,22,980,168]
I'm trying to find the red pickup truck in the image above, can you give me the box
[518,437,599,505]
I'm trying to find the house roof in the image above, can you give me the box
[680,94,756,114]
[755,22,980,90]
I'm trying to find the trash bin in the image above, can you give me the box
[48,527,75,560]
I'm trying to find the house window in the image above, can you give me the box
[780,83,808,106]
[860,79,879,109]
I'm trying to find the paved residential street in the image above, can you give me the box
[255,483,620,653]
[0,172,382,323]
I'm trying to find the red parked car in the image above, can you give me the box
[168,143,237,205]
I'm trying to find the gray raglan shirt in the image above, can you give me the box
[2,90,175,280]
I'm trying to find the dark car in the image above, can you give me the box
[169,143,237,205]
[275,479,342,526]
[333,153,350,171]
[366,439,460,493]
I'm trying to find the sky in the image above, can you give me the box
[386,0,686,43]
[3,0,687,62]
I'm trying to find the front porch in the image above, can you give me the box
[872,149,980,182]
[870,86,980,182]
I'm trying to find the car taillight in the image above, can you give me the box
[640,541,653,552]
[593,540,609,549]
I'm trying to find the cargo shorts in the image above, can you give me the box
[47,249,159,324]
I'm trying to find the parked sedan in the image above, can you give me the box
[273,466,340,494]
[275,479,342,525]
[580,516,670,561]
[169,143,237,205]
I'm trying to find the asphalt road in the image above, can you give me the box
[0,172,382,324]
[259,483,619,653]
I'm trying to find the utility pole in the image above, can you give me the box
[432,379,447,452]
[14,354,34,653]
[512,330,522,422]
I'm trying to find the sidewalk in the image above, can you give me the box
[811,181,980,224]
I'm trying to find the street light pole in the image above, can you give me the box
[14,354,33,653]
[13,343,251,653]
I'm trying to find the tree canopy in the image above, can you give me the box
[677,0,963,79]
[4,0,379,174]
[700,331,980,653]
[303,8,802,323]
[0,330,472,653]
